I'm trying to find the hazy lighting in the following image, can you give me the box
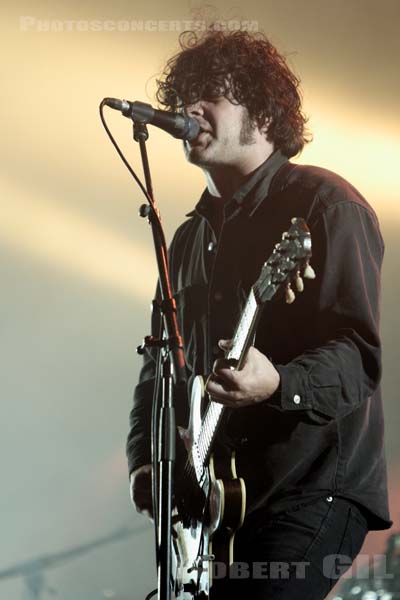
[0,177,157,300]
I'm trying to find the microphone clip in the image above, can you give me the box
[133,120,149,142]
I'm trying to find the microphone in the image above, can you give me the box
[103,98,200,141]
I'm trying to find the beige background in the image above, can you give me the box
[1,0,399,598]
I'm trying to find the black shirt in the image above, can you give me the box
[127,150,392,531]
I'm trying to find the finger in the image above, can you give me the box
[213,357,232,372]
[218,338,233,350]
[212,359,239,381]
[207,388,245,407]
[206,374,230,395]
[206,379,256,408]
[206,375,241,401]
[208,370,239,392]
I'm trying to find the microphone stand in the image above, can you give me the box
[133,120,186,600]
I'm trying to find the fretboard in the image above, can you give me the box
[196,287,260,466]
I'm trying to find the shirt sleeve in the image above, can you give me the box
[268,199,384,420]
[126,284,160,476]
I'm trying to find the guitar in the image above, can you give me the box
[171,217,314,599]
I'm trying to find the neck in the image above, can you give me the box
[204,146,275,200]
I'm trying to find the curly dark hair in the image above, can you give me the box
[156,29,310,158]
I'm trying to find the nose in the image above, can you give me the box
[184,100,205,117]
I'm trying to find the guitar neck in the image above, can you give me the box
[197,287,261,464]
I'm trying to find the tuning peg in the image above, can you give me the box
[285,283,296,304]
[303,263,316,279]
[295,274,304,292]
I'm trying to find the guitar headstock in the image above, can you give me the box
[253,217,314,305]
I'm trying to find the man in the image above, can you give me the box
[127,29,391,598]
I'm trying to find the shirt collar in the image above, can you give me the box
[186,149,288,220]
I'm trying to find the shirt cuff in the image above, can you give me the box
[268,363,313,411]
[267,362,343,420]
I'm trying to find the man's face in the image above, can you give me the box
[182,95,259,169]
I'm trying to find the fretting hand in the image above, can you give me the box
[205,339,280,408]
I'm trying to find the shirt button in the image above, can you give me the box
[326,496,333,502]
[208,241,216,253]
[214,291,223,302]
[293,394,301,404]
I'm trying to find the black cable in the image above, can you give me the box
[99,100,169,257]
[99,100,151,205]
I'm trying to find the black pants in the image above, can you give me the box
[211,496,368,599]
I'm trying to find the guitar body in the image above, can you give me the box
[208,449,247,588]
[172,375,246,599]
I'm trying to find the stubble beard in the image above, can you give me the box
[239,110,258,146]
[184,110,258,167]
